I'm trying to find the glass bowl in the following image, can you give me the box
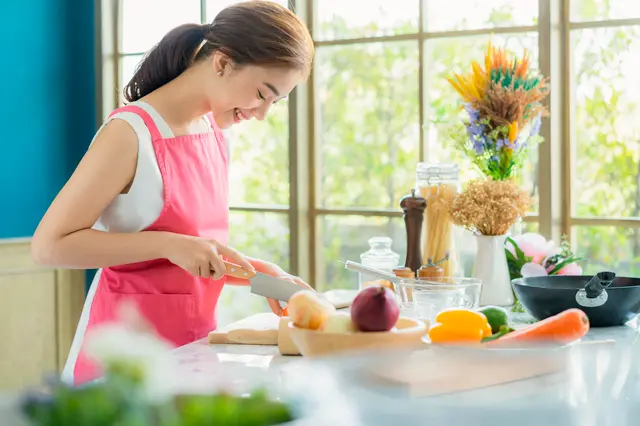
[394,277,482,324]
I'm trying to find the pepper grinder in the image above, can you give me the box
[400,188,427,274]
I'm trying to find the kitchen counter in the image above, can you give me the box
[3,319,640,426]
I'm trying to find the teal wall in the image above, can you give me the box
[0,1,97,238]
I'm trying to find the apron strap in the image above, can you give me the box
[109,105,164,141]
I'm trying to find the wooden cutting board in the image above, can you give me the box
[207,289,357,344]
[368,339,615,397]
[208,313,280,345]
[207,313,301,355]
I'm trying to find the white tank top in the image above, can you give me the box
[90,101,217,233]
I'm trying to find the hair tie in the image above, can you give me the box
[192,39,207,62]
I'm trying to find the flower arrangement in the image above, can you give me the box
[445,40,550,181]
[449,178,532,236]
[505,233,584,279]
[505,233,584,312]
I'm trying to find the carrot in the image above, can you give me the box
[485,308,590,347]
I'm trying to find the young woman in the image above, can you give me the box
[31,1,314,385]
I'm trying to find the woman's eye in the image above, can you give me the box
[257,90,265,100]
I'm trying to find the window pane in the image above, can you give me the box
[425,0,538,32]
[522,221,539,234]
[216,211,290,327]
[314,0,419,41]
[510,219,539,236]
[318,215,405,291]
[228,100,289,206]
[316,42,420,209]
[120,54,144,99]
[573,226,640,276]
[571,0,640,22]
[207,0,288,21]
[121,0,201,53]
[229,211,290,270]
[424,33,539,211]
[572,26,640,218]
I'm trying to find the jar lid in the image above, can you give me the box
[367,236,392,247]
[416,163,459,181]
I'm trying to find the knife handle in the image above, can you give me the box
[224,261,257,279]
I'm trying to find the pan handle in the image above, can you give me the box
[575,271,616,308]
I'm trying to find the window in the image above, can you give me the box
[102,0,640,323]
[312,0,540,289]
[569,1,640,275]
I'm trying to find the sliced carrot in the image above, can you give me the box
[281,306,289,317]
[485,308,589,347]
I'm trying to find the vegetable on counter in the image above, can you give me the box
[481,325,515,343]
[287,290,336,330]
[477,306,509,334]
[21,381,294,426]
[320,311,357,333]
[350,286,400,332]
[484,308,590,347]
[428,308,490,344]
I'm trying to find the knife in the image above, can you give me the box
[223,261,308,302]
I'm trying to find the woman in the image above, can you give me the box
[31,1,314,385]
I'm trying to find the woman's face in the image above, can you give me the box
[210,54,304,129]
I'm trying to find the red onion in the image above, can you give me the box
[350,286,400,332]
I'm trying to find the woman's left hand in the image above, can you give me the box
[225,257,312,316]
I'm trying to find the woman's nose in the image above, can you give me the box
[252,103,272,121]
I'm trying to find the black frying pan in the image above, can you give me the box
[512,272,640,327]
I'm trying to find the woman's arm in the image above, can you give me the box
[31,119,173,269]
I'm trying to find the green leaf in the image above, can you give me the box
[506,236,527,262]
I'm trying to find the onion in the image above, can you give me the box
[350,286,400,332]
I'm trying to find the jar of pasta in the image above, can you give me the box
[416,163,461,277]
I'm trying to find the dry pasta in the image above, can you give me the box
[419,183,457,277]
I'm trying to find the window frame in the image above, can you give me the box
[97,0,640,289]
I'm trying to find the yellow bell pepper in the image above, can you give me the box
[428,308,490,344]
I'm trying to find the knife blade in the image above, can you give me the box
[224,261,307,302]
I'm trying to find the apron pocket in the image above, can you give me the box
[94,291,197,347]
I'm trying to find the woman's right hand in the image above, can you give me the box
[163,234,255,280]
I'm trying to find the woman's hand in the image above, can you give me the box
[227,257,312,316]
[163,234,255,280]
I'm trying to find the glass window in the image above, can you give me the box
[424,0,538,32]
[315,0,419,40]
[121,0,201,54]
[316,41,420,210]
[572,26,640,218]
[571,0,640,22]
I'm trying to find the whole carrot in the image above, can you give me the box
[485,308,590,347]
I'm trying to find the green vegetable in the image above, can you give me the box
[481,325,516,343]
[478,306,509,334]
[21,376,294,426]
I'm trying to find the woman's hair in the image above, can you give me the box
[123,1,314,103]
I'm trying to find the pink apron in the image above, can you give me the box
[73,105,229,385]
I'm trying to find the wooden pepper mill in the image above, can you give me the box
[400,188,427,275]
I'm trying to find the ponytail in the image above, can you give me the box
[123,23,208,103]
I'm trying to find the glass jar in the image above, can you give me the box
[359,237,400,291]
[415,163,461,277]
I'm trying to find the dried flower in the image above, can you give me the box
[449,178,532,236]
[445,40,550,180]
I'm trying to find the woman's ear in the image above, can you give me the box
[212,51,232,77]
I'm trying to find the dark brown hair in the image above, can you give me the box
[123,1,314,103]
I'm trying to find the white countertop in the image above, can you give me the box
[3,319,640,426]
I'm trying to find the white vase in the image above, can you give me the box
[473,234,514,307]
